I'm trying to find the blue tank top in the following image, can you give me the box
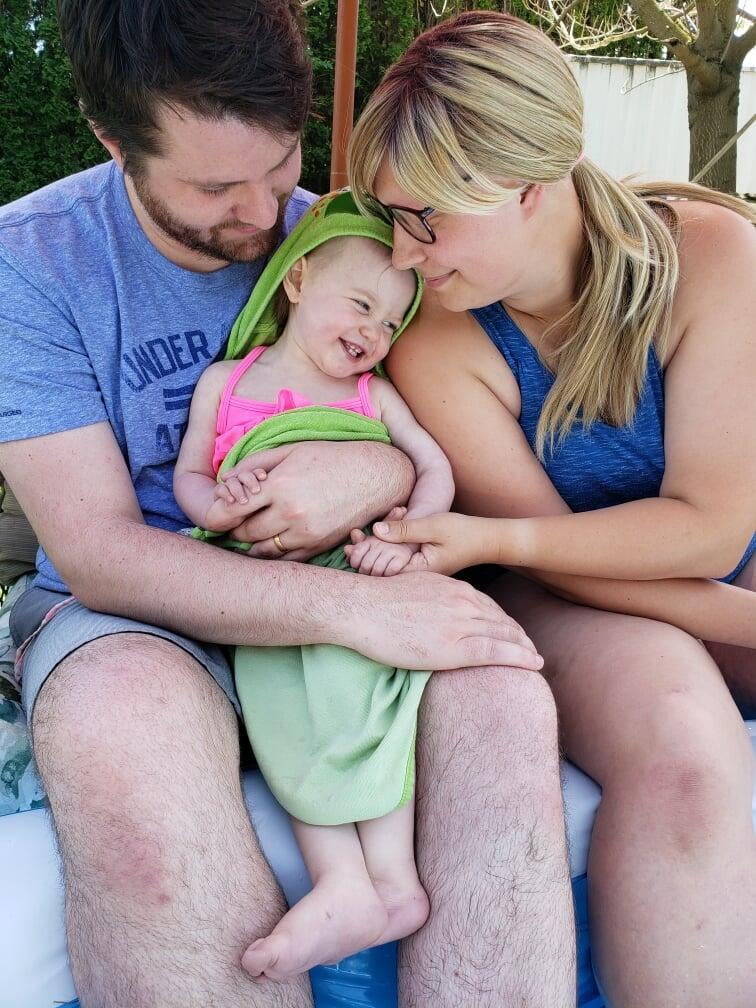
[470,301,756,584]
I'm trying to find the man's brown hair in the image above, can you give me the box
[57,0,312,173]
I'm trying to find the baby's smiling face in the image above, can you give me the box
[282,236,416,378]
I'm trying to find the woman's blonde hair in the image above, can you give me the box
[348,11,754,457]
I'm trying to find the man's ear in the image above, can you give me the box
[91,125,126,169]
[281,256,309,304]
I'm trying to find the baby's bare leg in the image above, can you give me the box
[242,820,388,980]
[357,797,430,944]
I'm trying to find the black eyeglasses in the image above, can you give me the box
[376,202,437,244]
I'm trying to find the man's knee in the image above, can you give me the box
[419,667,562,828]
[424,665,558,742]
[33,632,235,751]
[30,635,243,901]
[31,634,240,826]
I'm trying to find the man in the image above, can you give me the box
[0,2,575,1005]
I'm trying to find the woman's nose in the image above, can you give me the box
[391,223,426,271]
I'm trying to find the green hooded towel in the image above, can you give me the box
[200,190,430,826]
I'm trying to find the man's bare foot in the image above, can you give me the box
[241,873,389,980]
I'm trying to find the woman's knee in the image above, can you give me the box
[604,687,751,842]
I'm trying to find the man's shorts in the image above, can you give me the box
[10,586,240,726]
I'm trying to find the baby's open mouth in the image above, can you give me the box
[340,339,364,359]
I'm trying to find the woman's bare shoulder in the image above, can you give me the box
[675,199,755,269]
[388,293,522,413]
[666,200,755,362]
[392,293,474,353]
[390,293,501,377]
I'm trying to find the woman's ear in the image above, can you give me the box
[519,183,544,214]
[281,256,308,304]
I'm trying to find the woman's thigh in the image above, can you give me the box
[487,572,752,796]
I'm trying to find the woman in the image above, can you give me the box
[348,12,755,1008]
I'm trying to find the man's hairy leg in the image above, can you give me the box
[32,633,312,1008]
[401,667,575,1008]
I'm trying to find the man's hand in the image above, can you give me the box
[341,569,544,673]
[223,441,414,560]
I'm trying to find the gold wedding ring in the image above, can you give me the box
[273,533,287,555]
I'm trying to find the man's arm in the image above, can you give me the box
[221,438,418,561]
[0,422,543,671]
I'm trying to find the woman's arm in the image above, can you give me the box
[391,208,756,582]
[385,289,755,646]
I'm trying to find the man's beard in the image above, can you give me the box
[130,172,289,264]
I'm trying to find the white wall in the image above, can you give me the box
[568,56,756,195]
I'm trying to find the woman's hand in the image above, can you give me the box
[372,512,493,576]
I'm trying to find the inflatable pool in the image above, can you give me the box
[2,724,755,1008]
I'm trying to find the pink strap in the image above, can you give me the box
[216,346,267,433]
[357,371,376,419]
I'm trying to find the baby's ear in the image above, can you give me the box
[281,256,308,303]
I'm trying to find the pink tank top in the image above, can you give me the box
[212,345,377,472]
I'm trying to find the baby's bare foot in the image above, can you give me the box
[241,874,388,980]
[371,878,430,946]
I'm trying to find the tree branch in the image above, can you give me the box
[624,0,719,88]
[725,20,756,64]
[719,0,741,36]
[626,0,691,44]
[664,38,721,88]
[522,0,654,51]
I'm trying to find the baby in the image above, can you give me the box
[175,227,453,979]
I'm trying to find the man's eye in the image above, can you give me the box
[200,186,230,197]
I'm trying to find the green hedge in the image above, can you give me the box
[1,0,662,205]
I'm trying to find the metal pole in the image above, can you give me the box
[330,0,360,191]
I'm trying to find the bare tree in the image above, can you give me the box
[521,0,756,192]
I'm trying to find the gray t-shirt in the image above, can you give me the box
[0,161,316,591]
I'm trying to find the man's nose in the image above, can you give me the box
[391,223,426,271]
[232,186,279,230]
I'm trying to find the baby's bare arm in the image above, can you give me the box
[371,377,454,521]
[344,380,455,575]
[174,364,266,532]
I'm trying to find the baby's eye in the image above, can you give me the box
[382,320,399,332]
[352,299,370,312]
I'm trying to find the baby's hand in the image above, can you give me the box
[346,534,418,576]
[215,466,267,506]
[201,468,267,532]
[344,509,417,576]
